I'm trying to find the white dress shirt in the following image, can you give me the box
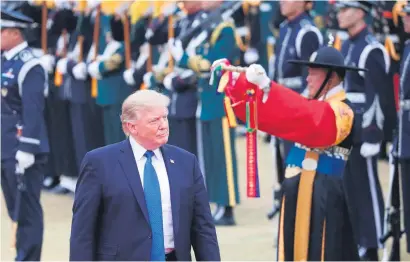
[129,137,174,250]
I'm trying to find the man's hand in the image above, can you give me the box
[87,61,101,79]
[40,54,56,74]
[15,150,35,171]
[360,143,381,158]
[123,68,136,85]
[245,64,270,91]
[56,57,68,74]
[73,62,87,80]
[167,38,184,62]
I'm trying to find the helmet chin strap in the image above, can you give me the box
[312,69,333,100]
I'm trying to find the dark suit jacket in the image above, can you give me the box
[69,139,220,261]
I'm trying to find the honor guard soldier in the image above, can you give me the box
[336,1,390,260]
[87,0,131,146]
[144,1,202,156]
[213,43,365,260]
[1,9,49,261]
[396,3,410,254]
[56,1,105,181]
[168,0,242,225]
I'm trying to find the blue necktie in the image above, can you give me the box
[143,150,165,261]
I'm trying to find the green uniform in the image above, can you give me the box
[179,20,241,209]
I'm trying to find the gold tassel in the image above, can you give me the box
[54,70,63,87]
[91,78,98,98]
[385,37,401,61]
[333,34,342,51]
[140,83,148,90]
[224,97,238,128]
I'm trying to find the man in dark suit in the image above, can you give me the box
[69,90,220,261]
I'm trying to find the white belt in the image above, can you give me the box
[346,92,366,103]
[401,100,410,110]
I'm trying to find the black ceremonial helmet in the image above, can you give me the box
[287,44,367,99]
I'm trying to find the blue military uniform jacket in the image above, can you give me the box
[395,39,410,158]
[1,42,49,160]
[341,27,390,145]
[273,12,323,94]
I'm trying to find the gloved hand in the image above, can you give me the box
[40,54,56,74]
[244,48,259,65]
[163,72,177,91]
[72,62,87,80]
[246,64,271,90]
[143,72,153,89]
[56,57,68,74]
[87,0,101,9]
[168,38,184,62]
[87,61,101,79]
[123,68,136,86]
[15,150,35,171]
[211,58,230,71]
[360,143,381,158]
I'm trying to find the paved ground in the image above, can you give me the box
[1,136,409,261]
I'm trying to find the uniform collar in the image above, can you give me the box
[4,41,28,60]
[287,12,310,27]
[349,26,368,41]
[321,83,346,102]
[129,136,162,161]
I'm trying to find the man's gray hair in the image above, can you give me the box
[120,90,170,135]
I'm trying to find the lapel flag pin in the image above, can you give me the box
[170,159,175,164]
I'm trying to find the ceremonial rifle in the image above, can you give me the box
[91,4,101,98]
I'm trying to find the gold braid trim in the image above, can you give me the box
[188,55,211,73]
[103,53,123,71]
[210,21,249,52]
[328,100,354,146]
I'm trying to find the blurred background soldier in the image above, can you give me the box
[168,0,242,225]
[87,0,131,146]
[1,9,49,260]
[395,2,410,254]
[336,1,391,260]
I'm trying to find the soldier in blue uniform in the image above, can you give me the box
[168,0,242,225]
[1,9,49,261]
[270,0,324,217]
[56,2,105,179]
[337,1,390,260]
[87,9,131,146]
[396,3,410,253]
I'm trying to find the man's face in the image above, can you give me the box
[1,28,20,51]
[128,106,169,150]
[182,0,201,13]
[403,14,410,33]
[337,7,361,29]
[279,0,305,18]
[307,67,328,98]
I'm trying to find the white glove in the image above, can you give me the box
[163,72,177,91]
[87,61,101,79]
[123,68,136,86]
[168,38,184,62]
[56,35,67,56]
[72,62,87,80]
[143,72,153,88]
[40,54,56,74]
[162,3,177,16]
[56,57,68,74]
[15,150,35,171]
[245,64,271,90]
[360,143,381,158]
[87,0,101,9]
[244,48,259,65]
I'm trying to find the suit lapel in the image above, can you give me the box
[118,140,150,223]
[161,145,180,236]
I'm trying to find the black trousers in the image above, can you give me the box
[1,157,47,261]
